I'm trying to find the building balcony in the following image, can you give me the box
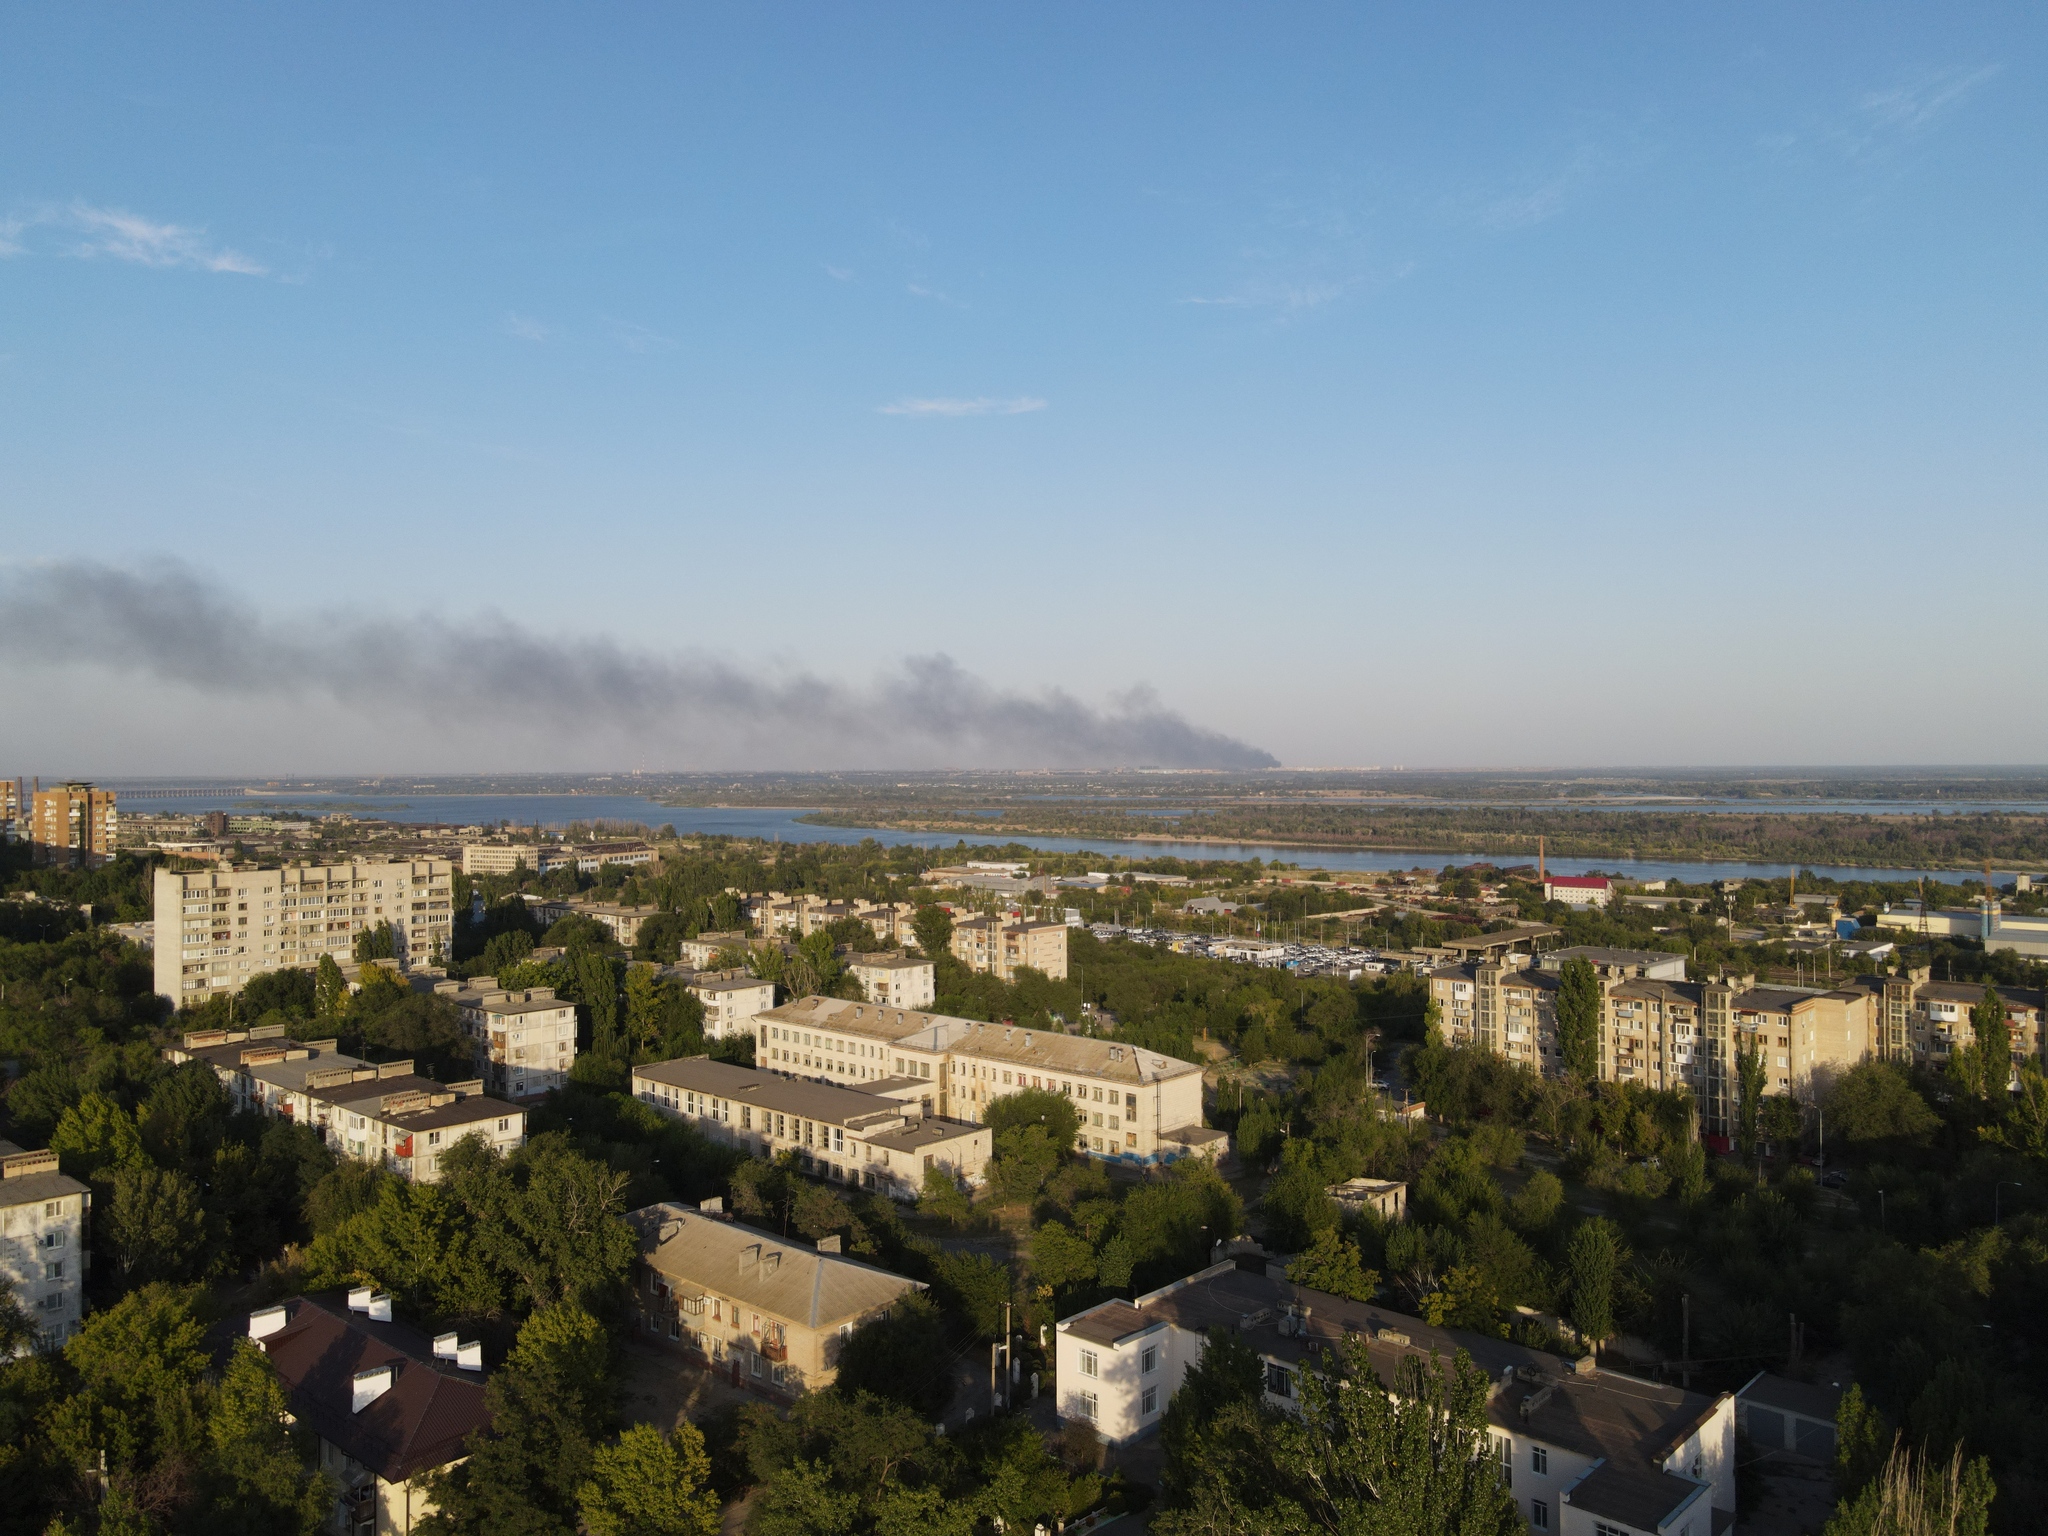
[760,1339,788,1362]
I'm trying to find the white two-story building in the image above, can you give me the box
[632,1056,991,1196]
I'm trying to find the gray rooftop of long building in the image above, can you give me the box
[758,996,1202,1084]
[760,996,975,1051]
[252,1063,515,1127]
[241,1047,377,1093]
[0,1142,90,1207]
[1565,1461,1708,1531]
[865,1118,987,1153]
[633,1055,922,1131]
[1737,1372,1842,1421]
[1540,946,1689,972]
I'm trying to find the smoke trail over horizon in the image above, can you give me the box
[0,561,1279,771]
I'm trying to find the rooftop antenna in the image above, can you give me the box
[1537,836,1546,883]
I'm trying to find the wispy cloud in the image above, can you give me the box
[1180,276,1368,313]
[877,396,1047,417]
[604,317,677,353]
[1472,144,1612,233]
[503,313,550,342]
[823,264,854,282]
[883,218,930,251]
[0,202,268,274]
[906,281,966,308]
[1861,64,2002,135]
[1175,180,1409,320]
[1770,64,2004,166]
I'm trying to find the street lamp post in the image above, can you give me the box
[1998,1181,2024,1227]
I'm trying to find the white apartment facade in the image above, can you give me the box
[689,975,778,1039]
[1057,1264,1736,1536]
[0,1145,91,1350]
[1542,877,1613,908]
[754,996,1223,1167]
[846,954,936,1009]
[433,978,578,1099]
[152,859,455,1002]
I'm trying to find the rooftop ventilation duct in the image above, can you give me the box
[248,1305,289,1341]
[457,1340,483,1371]
[352,1364,394,1414]
[434,1332,459,1361]
[367,1293,393,1322]
[347,1287,375,1313]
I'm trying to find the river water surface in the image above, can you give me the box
[111,789,2038,887]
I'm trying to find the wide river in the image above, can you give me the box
[112,789,2041,886]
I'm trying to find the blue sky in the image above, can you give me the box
[3,5,2043,772]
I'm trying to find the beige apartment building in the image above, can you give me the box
[847,953,936,1009]
[859,903,918,946]
[433,977,579,1099]
[631,1057,992,1192]
[628,1203,926,1398]
[574,900,657,947]
[1428,960,1561,1073]
[152,859,455,1002]
[951,916,1070,980]
[460,843,569,876]
[0,1143,92,1351]
[1429,952,1884,1145]
[460,841,654,877]
[753,995,1220,1166]
[31,781,118,868]
[1894,974,2045,1069]
[679,931,749,967]
[165,1027,525,1182]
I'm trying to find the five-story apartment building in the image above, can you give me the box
[0,1144,91,1350]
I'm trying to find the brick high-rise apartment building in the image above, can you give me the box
[30,781,118,867]
[153,859,455,1002]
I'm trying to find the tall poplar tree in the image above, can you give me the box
[1555,958,1601,1080]
[1973,984,2012,1096]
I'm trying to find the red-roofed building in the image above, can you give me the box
[1544,876,1613,908]
[248,1291,492,1535]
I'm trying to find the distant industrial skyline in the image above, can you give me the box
[4,6,2044,768]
